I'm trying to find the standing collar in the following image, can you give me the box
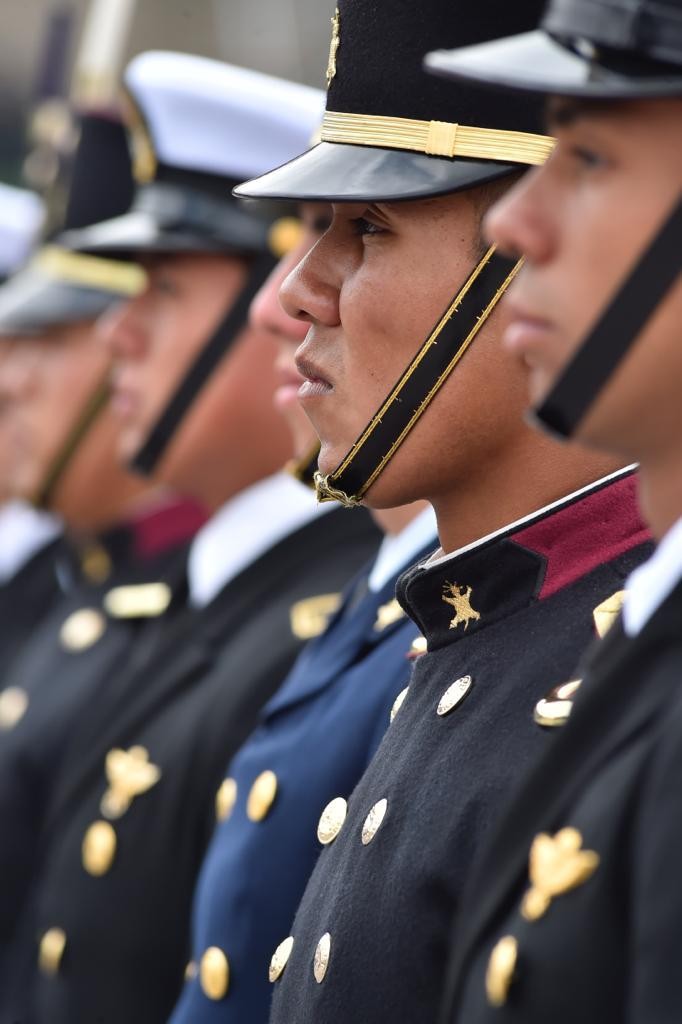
[188,471,331,608]
[397,467,648,651]
[623,514,682,637]
[0,500,62,584]
[368,505,438,592]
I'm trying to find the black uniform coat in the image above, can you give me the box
[9,506,379,1024]
[0,535,65,677]
[0,502,203,992]
[268,472,652,1024]
[441,574,682,1024]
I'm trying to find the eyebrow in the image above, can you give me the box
[545,97,631,129]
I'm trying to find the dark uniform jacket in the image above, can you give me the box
[0,500,205,991]
[0,534,66,678]
[168,532,437,1024]
[7,506,379,1024]
[441,576,682,1024]
[268,471,652,1024]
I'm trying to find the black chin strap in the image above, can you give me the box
[534,194,682,439]
[315,247,521,507]
[132,252,276,476]
[34,378,110,509]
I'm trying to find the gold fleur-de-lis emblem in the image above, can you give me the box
[442,582,480,630]
[100,745,161,819]
[521,827,599,921]
[326,9,341,87]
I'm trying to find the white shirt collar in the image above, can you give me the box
[188,472,330,608]
[368,506,438,593]
[424,465,637,570]
[0,500,62,585]
[623,515,682,637]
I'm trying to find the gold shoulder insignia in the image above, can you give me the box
[373,597,406,631]
[593,589,627,638]
[533,679,583,728]
[100,745,161,819]
[290,593,342,640]
[521,827,599,921]
[104,582,172,619]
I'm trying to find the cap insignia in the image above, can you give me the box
[442,582,480,631]
[326,9,341,88]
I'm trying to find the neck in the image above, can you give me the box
[635,450,682,540]
[371,499,431,536]
[432,437,625,555]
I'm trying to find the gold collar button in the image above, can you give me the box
[313,933,331,983]
[82,820,117,876]
[215,778,238,823]
[317,797,347,845]
[437,675,472,716]
[0,687,29,730]
[361,798,388,846]
[200,946,230,1000]
[269,936,294,982]
[38,927,67,976]
[486,935,518,1007]
[246,770,278,822]
[60,608,106,652]
[390,686,409,723]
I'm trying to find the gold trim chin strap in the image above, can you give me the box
[321,111,554,166]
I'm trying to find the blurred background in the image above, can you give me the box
[0,0,332,206]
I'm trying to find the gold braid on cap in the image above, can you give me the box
[321,111,554,166]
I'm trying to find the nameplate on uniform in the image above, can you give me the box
[290,593,341,640]
[104,582,172,619]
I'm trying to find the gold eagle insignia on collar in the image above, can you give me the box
[521,827,600,921]
[100,746,161,819]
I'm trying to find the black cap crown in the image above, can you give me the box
[236,0,553,204]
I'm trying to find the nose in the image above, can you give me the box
[484,165,556,266]
[249,248,309,343]
[279,232,341,329]
[96,295,149,360]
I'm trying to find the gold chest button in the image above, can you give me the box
[269,936,294,982]
[313,932,331,983]
[38,927,67,976]
[59,608,106,652]
[317,797,347,845]
[390,686,409,723]
[215,778,238,822]
[486,935,518,1007]
[0,687,29,730]
[246,770,278,822]
[437,675,472,716]
[361,798,388,845]
[82,820,117,876]
[200,946,230,1000]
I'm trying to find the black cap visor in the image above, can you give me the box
[426,30,682,99]
[0,269,121,335]
[61,211,234,260]
[234,141,517,203]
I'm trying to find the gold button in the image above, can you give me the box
[534,680,582,728]
[268,216,304,259]
[246,770,278,822]
[216,778,238,822]
[313,933,331,983]
[200,946,230,1000]
[361,798,388,845]
[437,675,472,716]
[486,935,518,1007]
[317,797,347,845]
[269,936,294,982]
[185,960,198,982]
[0,686,29,730]
[390,686,409,723]
[38,927,67,976]
[82,820,117,876]
[593,589,626,637]
[59,608,106,652]
[81,543,112,584]
[408,635,428,658]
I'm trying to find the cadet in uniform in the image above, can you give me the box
[0,119,206,1000]
[231,1,654,1021]
[168,212,438,1023]
[421,1,682,1019]
[6,54,380,1024]
[0,183,67,677]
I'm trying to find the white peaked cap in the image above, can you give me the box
[125,51,325,182]
[0,184,45,277]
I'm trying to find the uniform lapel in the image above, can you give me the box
[441,581,682,1018]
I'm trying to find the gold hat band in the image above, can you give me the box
[34,246,147,296]
[320,110,554,166]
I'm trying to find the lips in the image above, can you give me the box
[295,353,333,399]
[502,299,555,364]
